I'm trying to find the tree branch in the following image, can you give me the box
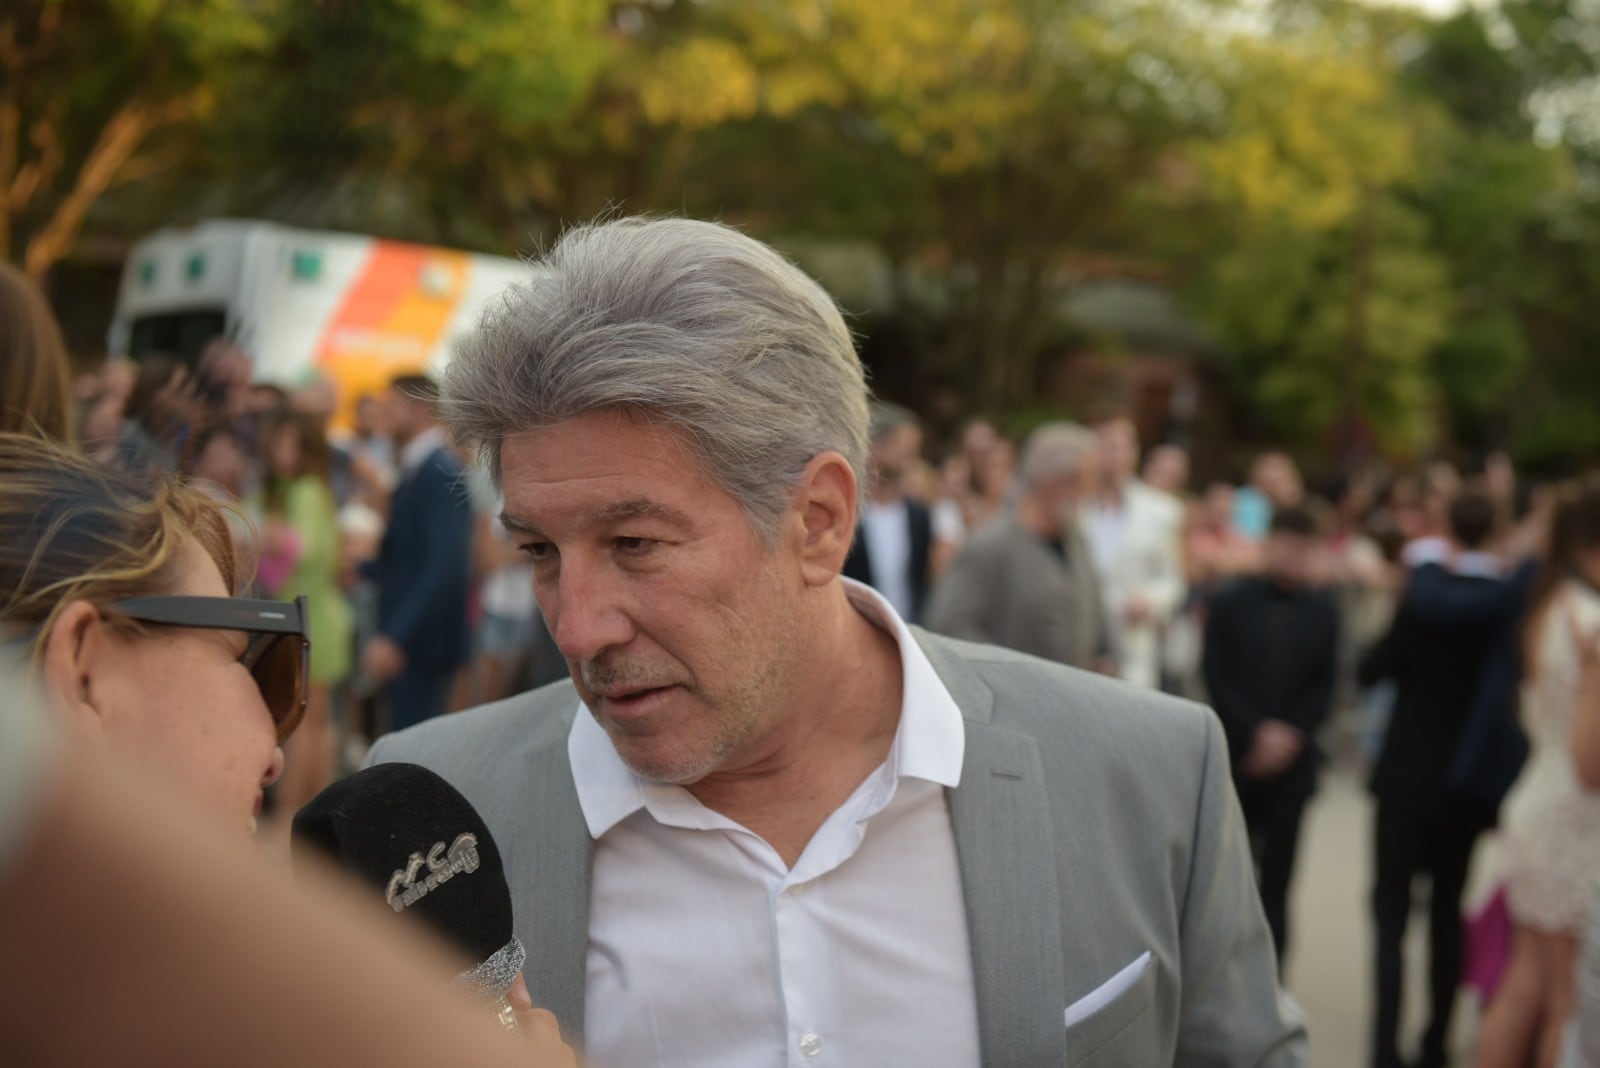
[9,111,63,208]
[23,95,192,279]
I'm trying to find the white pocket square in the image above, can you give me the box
[1064,951,1153,1029]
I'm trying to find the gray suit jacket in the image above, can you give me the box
[926,515,1108,670]
[367,631,1307,1066]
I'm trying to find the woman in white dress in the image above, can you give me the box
[1478,478,1600,1068]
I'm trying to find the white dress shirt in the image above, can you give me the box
[397,425,448,480]
[1085,496,1128,579]
[861,498,915,620]
[569,579,981,1068]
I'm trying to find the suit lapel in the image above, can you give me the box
[513,732,595,1039]
[919,633,1068,1066]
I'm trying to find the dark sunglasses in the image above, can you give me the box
[112,594,310,742]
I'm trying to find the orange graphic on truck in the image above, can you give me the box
[314,241,470,421]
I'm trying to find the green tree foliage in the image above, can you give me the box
[0,0,265,278]
[16,0,1600,468]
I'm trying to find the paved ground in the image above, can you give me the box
[1286,771,1497,1067]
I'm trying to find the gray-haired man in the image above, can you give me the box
[927,421,1112,672]
[366,217,1307,1066]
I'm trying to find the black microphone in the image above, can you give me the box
[292,762,525,1030]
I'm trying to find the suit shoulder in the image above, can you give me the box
[930,633,1215,750]
[367,679,578,770]
[960,517,1020,555]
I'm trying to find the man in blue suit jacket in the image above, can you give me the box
[361,375,474,733]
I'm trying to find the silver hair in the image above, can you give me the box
[1018,421,1095,490]
[441,217,870,540]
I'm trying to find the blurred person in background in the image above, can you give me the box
[344,391,399,512]
[290,375,375,519]
[1558,607,1600,1068]
[843,403,936,624]
[969,434,1016,532]
[459,454,566,705]
[931,452,973,573]
[1142,443,1192,500]
[958,417,998,484]
[115,354,197,478]
[1187,482,1262,593]
[1400,465,1463,570]
[953,416,1013,531]
[1477,478,1600,1068]
[927,422,1110,672]
[1326,476,1401,726]
[0,259,74,443]
[1202,505,1339,971]
[1235,452,1307,541]
[1085,415,1186,688]
[188,421,259,586]
[0,433,293,837]
[360,374,473,733]
[1361,491,1525,1068]
[351,392,397,472]
[255,411,353,816]
[189,421,252,505]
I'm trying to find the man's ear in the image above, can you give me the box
[38,600,113,737]
[791,451,859,588]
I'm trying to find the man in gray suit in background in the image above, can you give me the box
[367,216,1307,1067]
[927,421,1113,673]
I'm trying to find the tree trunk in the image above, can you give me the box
[22,96,186,280]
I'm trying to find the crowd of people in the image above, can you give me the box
[3,218,1600,1068]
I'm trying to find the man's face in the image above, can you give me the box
[1097,420,1138,482]
[1263,532,1317,588]
[1144,447,1189,496]
[499,410,805,785]
[871,423,922,485]
[384,390,423,445]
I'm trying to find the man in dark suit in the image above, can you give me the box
[1361,492,1523,1068]
[360,375,474,734]
[1203,505,1339,971]
[843,403,933,623]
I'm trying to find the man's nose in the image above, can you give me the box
[549,557,635,662]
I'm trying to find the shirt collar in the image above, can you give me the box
[567,577,966,841]
[1451,551,1503,580]
[399,426,448,475]
[1402,535,1451,569]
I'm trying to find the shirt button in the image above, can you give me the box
[799,1033,822,1057]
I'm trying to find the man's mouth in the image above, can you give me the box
[596,685,677,719]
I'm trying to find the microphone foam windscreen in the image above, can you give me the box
[292,763,513,968]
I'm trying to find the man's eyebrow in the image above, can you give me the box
[498,498,692,536]
[589,498,693,528]
[499,512,542,537]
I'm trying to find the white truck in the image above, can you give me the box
[109,219,529,426]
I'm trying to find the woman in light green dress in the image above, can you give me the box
[256,412,353,817]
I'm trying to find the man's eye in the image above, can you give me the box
[615,537,656,556]
[518,542,554,561]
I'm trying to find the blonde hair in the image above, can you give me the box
[0,433,240,663]
[0,262,75,444]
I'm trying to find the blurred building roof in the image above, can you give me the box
[779,235,1218,357]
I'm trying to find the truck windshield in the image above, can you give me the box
[129,310,227,369]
